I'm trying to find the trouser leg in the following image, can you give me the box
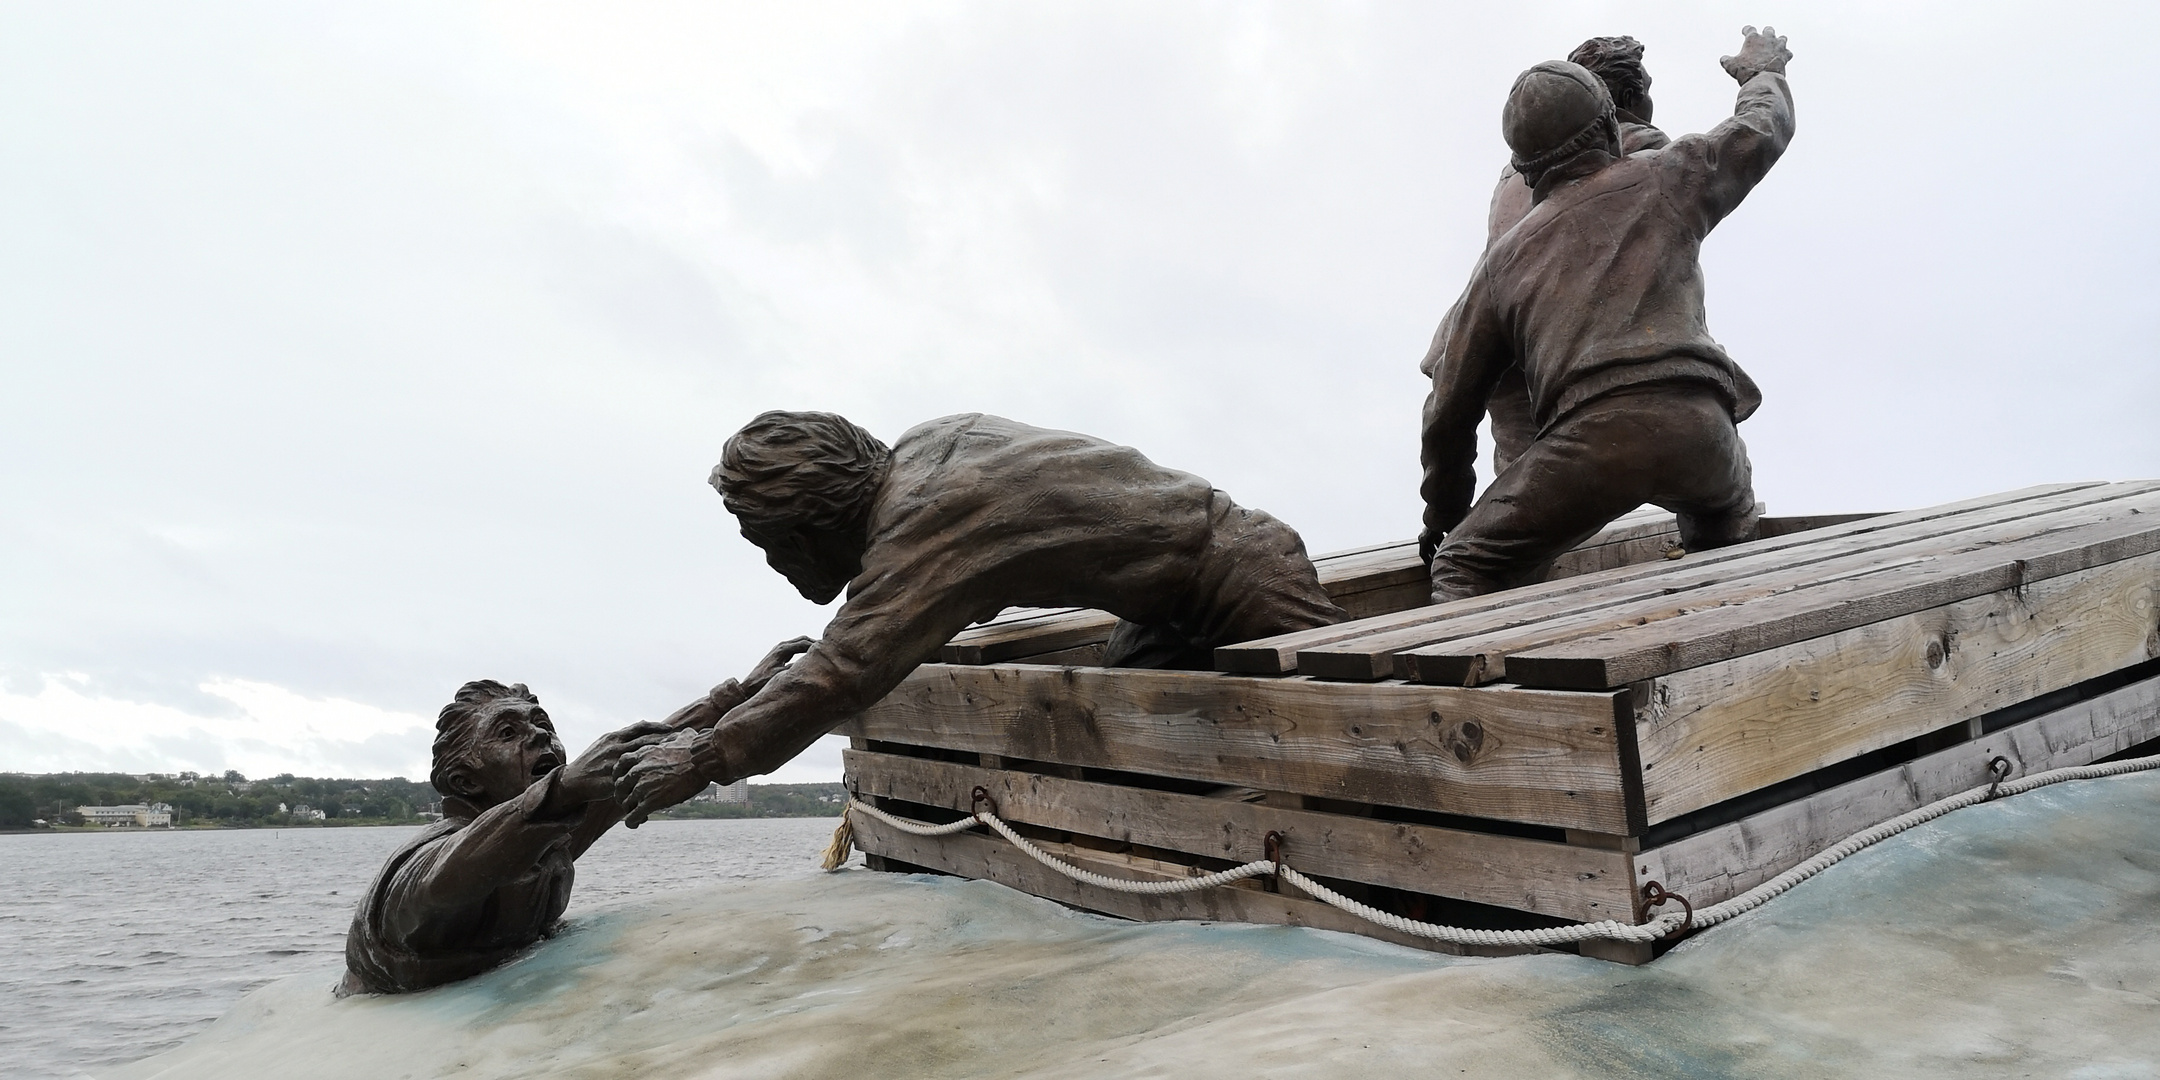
[1104,492,1345,669]
[1429,384,1757,602]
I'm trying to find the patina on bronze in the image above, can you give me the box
[613,411,1345,824]
[1462,35,1670,477]
[1419,26,1794,601]
[337,639,810,996]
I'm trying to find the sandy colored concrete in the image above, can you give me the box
[104,770,2160,1079]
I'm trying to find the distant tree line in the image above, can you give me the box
[0,773,849,829]
[0,771,438,829]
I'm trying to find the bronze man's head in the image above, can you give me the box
[1502,59,1620,189]
[710,410,893,604]
[1568,35,1652,123]
[430,680,565,810]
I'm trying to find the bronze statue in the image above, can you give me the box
[338,640,809,995]
[1461,36,1669,476]
[1419,26,1794,601]
[613,411,1345,824]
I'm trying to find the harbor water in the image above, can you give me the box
[0,817,839,1080]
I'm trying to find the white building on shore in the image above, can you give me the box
[76,803,174,827]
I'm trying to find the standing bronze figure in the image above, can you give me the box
[613,411,1345,823]
[1419,26,1794,601]
[1465,35,1669,477]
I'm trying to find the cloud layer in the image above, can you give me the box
[3,2,2155,781]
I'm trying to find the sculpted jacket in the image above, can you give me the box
[1419,72,1794,541]
[692,413,1330,783]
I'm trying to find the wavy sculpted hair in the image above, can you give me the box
[1567,36,1651,120]
[429,680,540,798]
[710,411,893,536]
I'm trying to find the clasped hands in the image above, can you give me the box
[604,636,815,827]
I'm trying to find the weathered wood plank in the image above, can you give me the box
[1634,548,2160,824]
[847,812,1535,956]
[840,664,1635,833]
[942,608,1119,665]
[945,508,1674,667]
[844,748,1636,922]
[1493,497,2160,690]
[1396,482,2160,686]
[1225,483,2109,678]
[1635,671,2160,907]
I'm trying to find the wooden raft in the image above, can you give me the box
[840,482,2160,962]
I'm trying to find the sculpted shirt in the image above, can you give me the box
[1420,73,1794,538]
[696,413,1228,781]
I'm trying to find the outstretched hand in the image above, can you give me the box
[1720,25,1791,83]
[613,731,709,828]
[559,720,675,804]
[744,636,816,692]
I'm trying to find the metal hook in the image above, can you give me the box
[1641,880,1695,940]
[1986,756,2013,800]
[1263,830,1286,893]
[969,785,998,820]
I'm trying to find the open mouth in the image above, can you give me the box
[530,753,561,778]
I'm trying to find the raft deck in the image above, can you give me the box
[841,481,2160,962]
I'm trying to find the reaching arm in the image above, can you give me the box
[615,568,982,825]
[380,771,581,926]
[1678,26,1796,229]
[1418,270,1512,561]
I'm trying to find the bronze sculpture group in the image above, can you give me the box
[344,25,1795,994]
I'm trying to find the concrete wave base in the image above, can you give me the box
[105,771,2160,1079]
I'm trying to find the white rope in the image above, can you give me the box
[840,747,2160,947]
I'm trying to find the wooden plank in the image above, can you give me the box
[840,664,1635,833]
[1634,548,2160,824]
[942,608,1119,665]
[1635,671,2160,907]
[944,508,1669,666]
[1394,481,2160,686]
[1493,496,2160,690]
[844,748,1637,922]
[847,812,1536,956]
[1221,483,2108,677]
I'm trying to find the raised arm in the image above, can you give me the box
[1678,26,1796,229]
[1418,269,1512,562]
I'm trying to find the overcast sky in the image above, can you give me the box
[3,1,2154,785]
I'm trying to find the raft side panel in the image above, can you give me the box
[840,665,1633,834]
[844,747,1637,923]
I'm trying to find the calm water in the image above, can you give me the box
[0,817,841,1080]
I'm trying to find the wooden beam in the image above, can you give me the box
[844,748,1637,922]
[944,508,1672,668]
[1489,496,2160,690]
[1633,548,2160,824]
[1223,483,2109,678]
[845,811,1536,957]
[840,664,1636,833]
[1635,671,2160,906]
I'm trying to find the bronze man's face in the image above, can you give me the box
[743,525,861,605]
[458,699,567,806]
